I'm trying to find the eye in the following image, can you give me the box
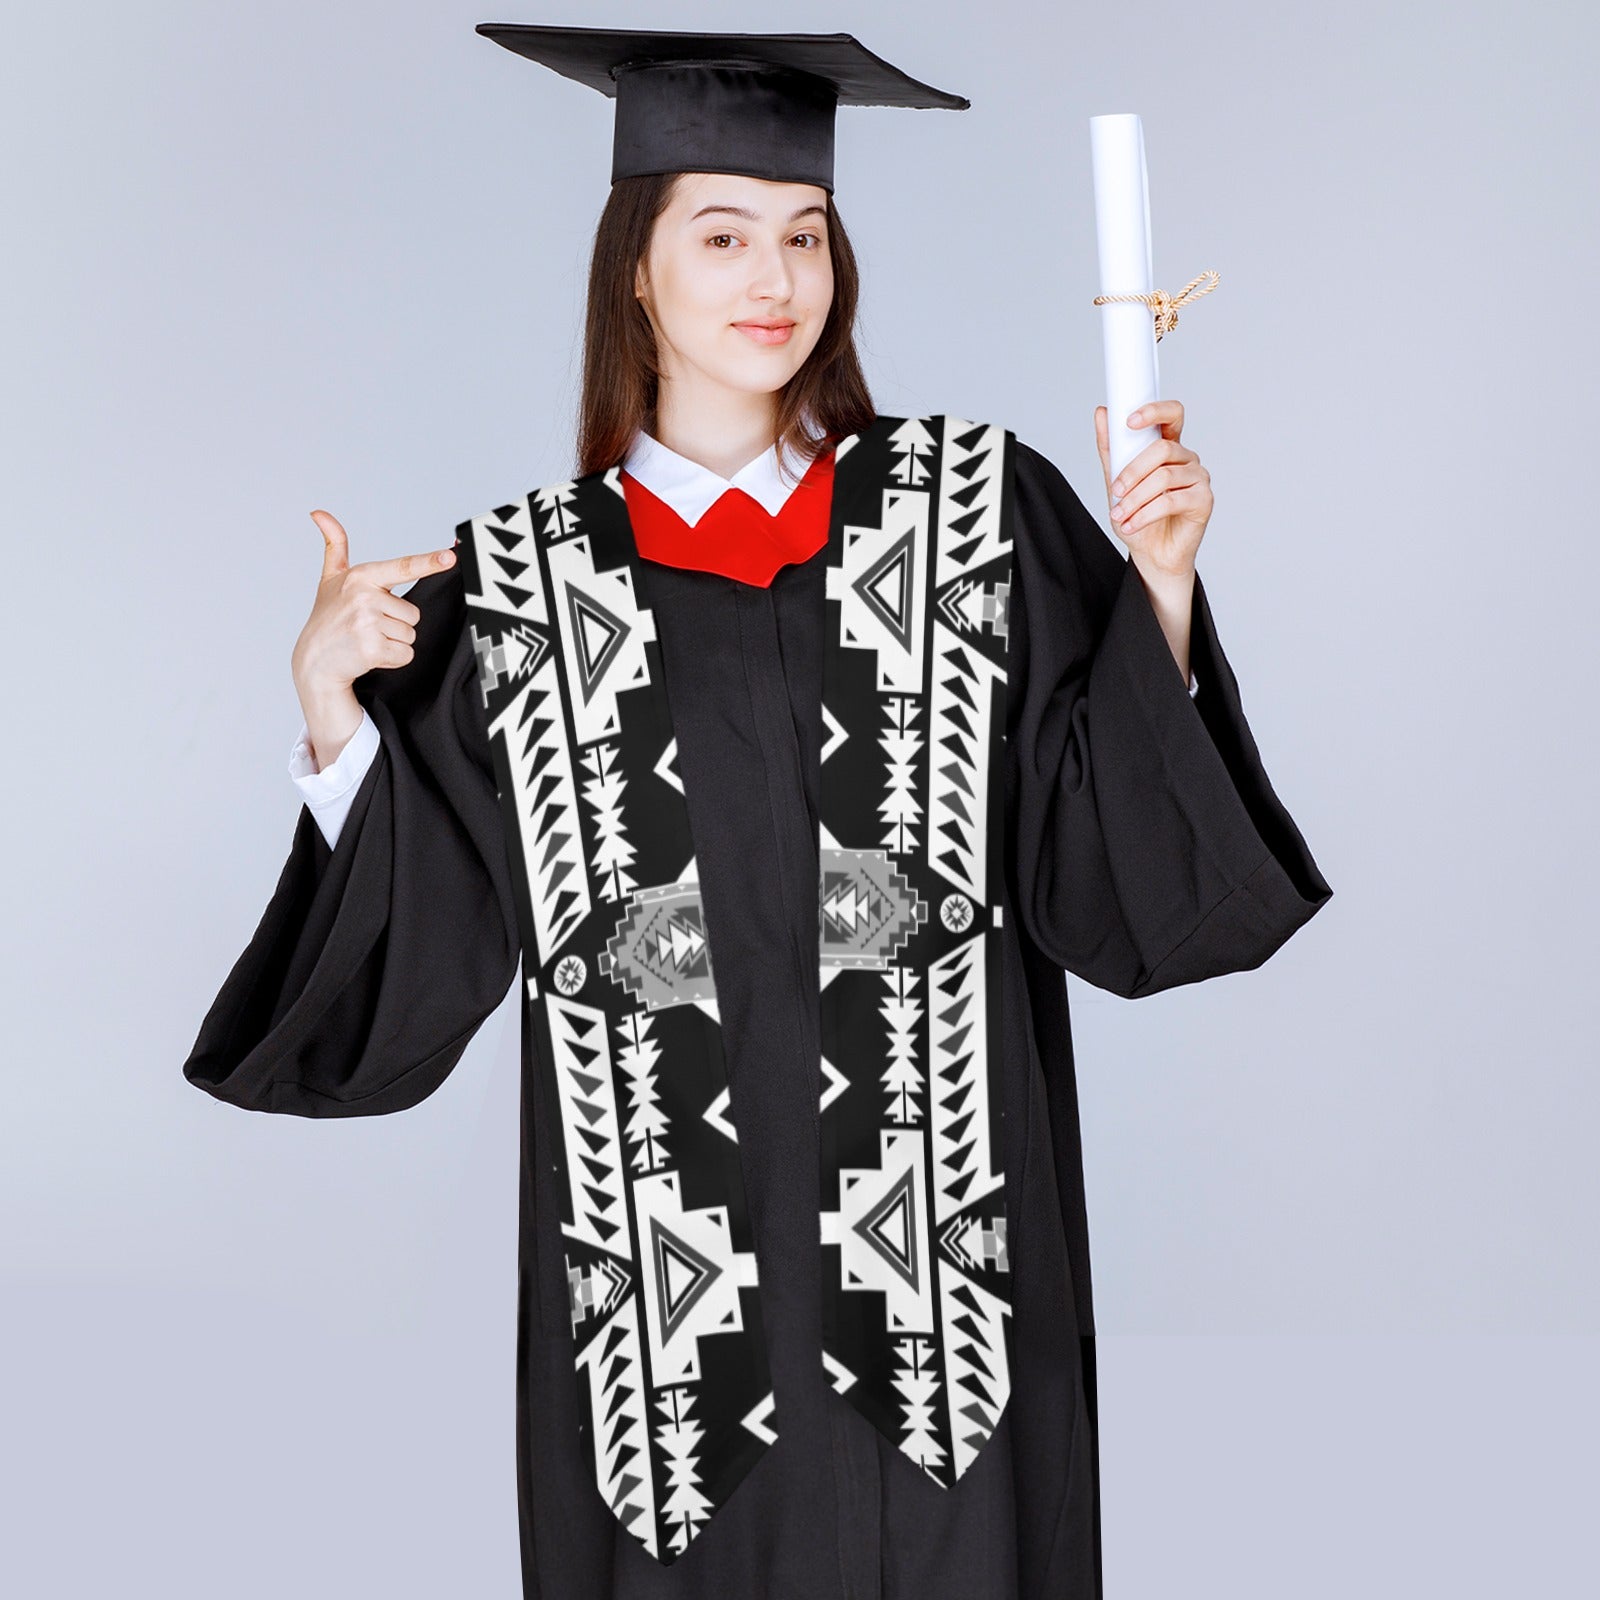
[705,232,825,250]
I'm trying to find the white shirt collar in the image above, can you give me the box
[621,425,817,527]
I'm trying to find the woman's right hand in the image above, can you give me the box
[291,509,458,770]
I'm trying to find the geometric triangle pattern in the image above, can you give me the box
[454,413,1014,1564]
[819,414,1014,1489]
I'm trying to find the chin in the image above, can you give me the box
[712,363,803,396]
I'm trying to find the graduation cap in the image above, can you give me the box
[474,24,970,192]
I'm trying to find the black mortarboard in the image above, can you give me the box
[474,24,969,193]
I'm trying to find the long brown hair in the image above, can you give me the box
[574,172,877,485]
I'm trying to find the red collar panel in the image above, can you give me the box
[622,440,837,587]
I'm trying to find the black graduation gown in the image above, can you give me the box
[183,437,1332,1599]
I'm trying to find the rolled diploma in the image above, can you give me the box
[1090,113,1161,487]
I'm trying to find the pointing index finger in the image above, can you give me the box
[360,546,457,591]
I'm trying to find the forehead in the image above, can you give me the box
[668,171,828,220]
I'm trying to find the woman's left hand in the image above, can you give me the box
[1094,399,1212,580]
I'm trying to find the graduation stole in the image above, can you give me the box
[458,412,1014,1565]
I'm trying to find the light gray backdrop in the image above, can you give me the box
[4,1,1594,1594]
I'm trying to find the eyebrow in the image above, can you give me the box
[688,203,827,224]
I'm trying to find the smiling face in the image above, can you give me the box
[633,171,835,406]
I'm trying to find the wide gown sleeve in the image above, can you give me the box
[183,554,521,1116]
[1005,438,1332,998]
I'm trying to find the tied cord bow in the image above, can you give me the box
[1093,268,1220,341]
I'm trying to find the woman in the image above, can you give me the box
[184,25,1332,1600]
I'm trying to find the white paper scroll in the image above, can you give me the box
[1090,113,1161,485]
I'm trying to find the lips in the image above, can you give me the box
[735,321,795,345]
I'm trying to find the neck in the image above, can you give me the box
[651,374,781,482]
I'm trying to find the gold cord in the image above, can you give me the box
[1093,269,1219,341]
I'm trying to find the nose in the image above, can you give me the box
[744,236,796,301]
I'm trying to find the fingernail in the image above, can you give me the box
[1111,494,1122,508]
[440,549,454,563]
[1128,411,1142,425]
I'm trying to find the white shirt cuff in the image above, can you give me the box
[288,708,381,849]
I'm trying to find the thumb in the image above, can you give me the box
[310,510,349,580]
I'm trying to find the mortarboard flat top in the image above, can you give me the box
[474,24,969,192]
